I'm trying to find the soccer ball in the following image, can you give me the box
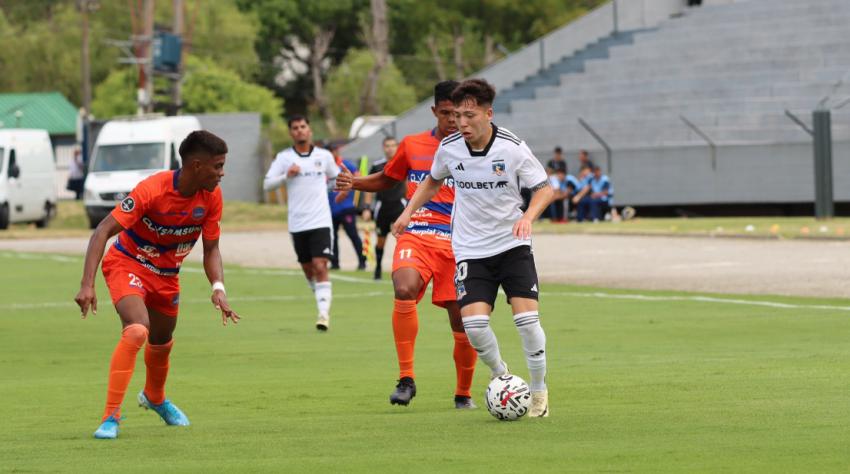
[485,374,532,421]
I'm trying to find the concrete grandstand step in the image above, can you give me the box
[606,35,850,62]
[507,98,821,117]
[683,0,850,20]
[540,79,847,103]
[492,30,644,114]
[585,51,850,78]
[536,81,843,102]
[655,12,850,35]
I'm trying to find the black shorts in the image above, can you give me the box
[375,201,405,238]
[455,245,539,309]
[290,227,333,264]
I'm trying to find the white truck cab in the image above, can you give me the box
[84,115,201,228]
[0,129,57,230]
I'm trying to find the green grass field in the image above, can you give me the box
[1,251,849,472]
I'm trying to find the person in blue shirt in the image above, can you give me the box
[547,169,565,221]
[588,165,612,222]
[329,156,367,270]
[571,164,594,222]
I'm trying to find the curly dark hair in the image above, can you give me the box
[434,80,459,105]
[179,130,228,161]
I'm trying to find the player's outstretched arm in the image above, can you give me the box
[391,175,443,237]
[335,168,400,193]
[202,238,240,326]
[75,215,124,318]
[514,181,554,240]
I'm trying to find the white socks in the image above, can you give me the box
[306,278,316,293]
[462,315,507,377]
[314,281,332,316]
[514,311,547,392]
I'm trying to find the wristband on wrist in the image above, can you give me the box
[212,281,226,294]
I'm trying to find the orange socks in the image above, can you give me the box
[392,299,419,379]
[102,324,148,421]
[452,331,477,398]
[144,339,173,405]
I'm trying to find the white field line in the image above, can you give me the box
[0,251,393,286]
[2,291,394,311]
[540,291,850,312]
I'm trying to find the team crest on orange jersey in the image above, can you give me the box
[120,196,135,212]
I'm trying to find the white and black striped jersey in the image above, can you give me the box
[431,124,548,261]
[264,146,340,233]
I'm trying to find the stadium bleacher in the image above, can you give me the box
[343,0,850,209]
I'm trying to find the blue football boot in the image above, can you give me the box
[137,391,190,426]
[93,416,120,439]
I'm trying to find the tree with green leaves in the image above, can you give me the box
[236,0,369,135]
[92,55,288,148]
[325,48,416,135]
[0,0,260,105]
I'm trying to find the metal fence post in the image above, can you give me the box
[578,118,613,175]
[812,109,834,219]
[613,0,619,35]
[679,115,717,170]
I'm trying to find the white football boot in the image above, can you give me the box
[316,313,330,331]
[529,390,549,417]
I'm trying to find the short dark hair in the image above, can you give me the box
[287,115,309,128]
[554,146,563,153]
[434,80,459,105]
[451,79,496,107]
[179,130,227,161]
[382,136,397,145]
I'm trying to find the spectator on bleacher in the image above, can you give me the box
[546,146,567,175]
[588,165,612,222]
[578,149,594,170]
[572,164,593,222]
[547,168,566,221]
[563,167,581,220]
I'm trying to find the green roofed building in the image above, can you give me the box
[0,92,81,199]
[0,92,78,136]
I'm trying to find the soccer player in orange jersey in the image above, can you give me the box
[335,81,478,409]
[74,130,239,439]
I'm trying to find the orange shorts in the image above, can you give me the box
[102,252,181,317]
[392,233,456,307]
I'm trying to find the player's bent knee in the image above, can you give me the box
[393,282,420,300]
[122,323,149,347]
[392,269,423,300]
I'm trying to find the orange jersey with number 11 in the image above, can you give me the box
[383,129,455,248]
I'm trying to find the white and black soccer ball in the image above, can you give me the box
[485,374,532,421]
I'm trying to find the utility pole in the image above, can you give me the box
[77,0,98,164]
[171,0,184,114]
[141,0,155,114]
[78,0,94,116]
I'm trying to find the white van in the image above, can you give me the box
[84,115,201,228]
[0,129,57,230]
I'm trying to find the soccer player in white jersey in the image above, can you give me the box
[264,115,340,331]
[393,79,555,417]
